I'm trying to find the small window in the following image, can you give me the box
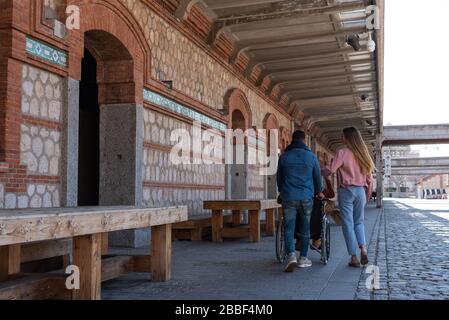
[44,0,67,21]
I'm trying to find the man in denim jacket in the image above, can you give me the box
[277,130,323,272]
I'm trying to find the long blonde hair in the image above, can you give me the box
[343,127,375,175]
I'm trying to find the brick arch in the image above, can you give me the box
[263,113,279,131]
[69,0,152,104]
[223,88,253,129]
[263,113,279,156]
[279,126,292,153]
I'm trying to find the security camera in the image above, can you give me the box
[346,34,361,51]
[366,32,376,53]
[366,39,376,52]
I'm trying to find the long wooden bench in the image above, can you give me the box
[203,200,280,243]
[0,206,188,300]
[172,214,233,241]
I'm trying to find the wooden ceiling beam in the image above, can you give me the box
[277,78,376,98]
[216,1,367,22]
[206,0,285,11]
[290,90,376,107]
[230,26,366,63]
[267,69,376,94]
[259,57,373,86]
[246,47,353,77]
[278,80,376,99]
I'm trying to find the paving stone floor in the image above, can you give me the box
[356,199,449,300]
[102,203,379,300]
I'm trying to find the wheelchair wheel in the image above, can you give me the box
[325,220,330,260]
[321,218,331,265]
[275,220,286,263]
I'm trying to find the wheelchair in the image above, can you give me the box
[275,198,331,265]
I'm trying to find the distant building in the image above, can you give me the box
[417,175,449,199]
[383,146,420,198]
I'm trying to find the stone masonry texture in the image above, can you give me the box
[356,199,449,300]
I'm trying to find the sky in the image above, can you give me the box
[384,0,449,157]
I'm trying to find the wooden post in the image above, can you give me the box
[265,209,275,236]
[72,234,102,300]
[232,210,241,227]
[0,245,21,282]
[190,227,203,241]
[101,233,109,255]
[151,224,172,282]
[211,210,224,242]
[249,210,261,243]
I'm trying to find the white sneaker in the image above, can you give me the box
[297,257,312,268]
[283,253,297,273]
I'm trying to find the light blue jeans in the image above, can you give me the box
[338,186,367,256]
[282,199,314,257]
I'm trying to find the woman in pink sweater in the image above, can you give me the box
[322,127,375,267]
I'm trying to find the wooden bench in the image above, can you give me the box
[172,214,233,241]
[0,206,188,300]
[203,200,280,243]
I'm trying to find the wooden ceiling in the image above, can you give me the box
[164,0,384,151]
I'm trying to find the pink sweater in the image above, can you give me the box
[322,147,373,198]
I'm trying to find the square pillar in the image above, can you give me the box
[61,77,79,207]
[99,104,145,248]
[375,134,383,208]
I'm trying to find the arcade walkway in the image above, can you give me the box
[103,199,449,300]
[102,204,380,300]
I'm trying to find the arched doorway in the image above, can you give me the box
[263,114,279,199]
[75,29,144,247]
[229,109,248,199]
[224,89,252,200]
[78,48,100,206]
[78,30,140,208]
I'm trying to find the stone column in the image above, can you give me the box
[99,104,144,247]
[416,186,422,199]
[61,77,79,207]
[375,134,383,208]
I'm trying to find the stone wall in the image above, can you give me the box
[142,107,225,216]
[2,64,64,209]
[121,0,291,130]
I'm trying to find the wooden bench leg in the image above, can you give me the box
[101,233,109,255]
[190,227,203,241]
[265,209,275,236]
[212,210,224,242]
[0,244,21,282]
[151,224,172,282]
[72,234,102,300]
[249,210,261,243]
[232,210,241,227]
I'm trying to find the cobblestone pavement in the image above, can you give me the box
[103,204,379,300]
[356,199,449,300]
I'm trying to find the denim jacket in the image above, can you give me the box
[276,141,323,201]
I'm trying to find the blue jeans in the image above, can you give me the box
[282,199,313,257]
[338,186,367,256]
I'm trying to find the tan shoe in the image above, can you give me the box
[360,250,369,266]
[311,239,322,250]
[348,256,361,268]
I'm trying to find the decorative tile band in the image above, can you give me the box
[25,37,68,67]
[143,88,227,131]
